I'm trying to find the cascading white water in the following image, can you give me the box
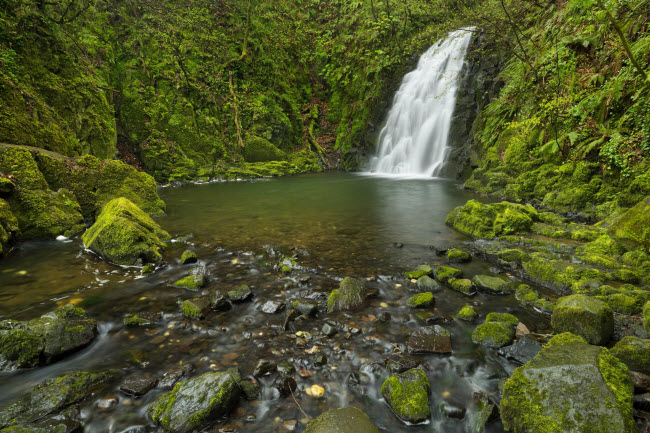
[368,29,473,177]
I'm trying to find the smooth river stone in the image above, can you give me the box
[407,325,452,354]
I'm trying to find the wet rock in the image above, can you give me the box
[174,274,206,291]
[515,284,555,314]
[227,285,253,303]
[406,292,435,308]
[501,333,635,433]
[381,368,431,424]
[261,300,285,314]
[314,354,327,366]
[291,299,318,316]
[274,376,297,397]
[447,248,471,263]
[180,297,210,320]
[415,311,450,324]
[82,197,170,266]
[326,277,365,313]
[551,294,614,345]
[611,336,650,375]
[472,274,513,294]
[416,275,440,291]
[515,322,530,338]
[434,265,463,283]
[472,313,518,348]
[633,393,650,412]
[123,311,161,327]
[148,369,241,433]
[119,374,159,397]
[209,291,232,312]
[160,364,195,389]
[304,407,380,433]
[631,371,650,393]
[321,323,337,337]
[180,250,198,265]
[277,360,296,376]
[404,265,433,279]
[240,378,261,401]
[454,304,477,322]
[279,419,298,433]
[282,309,301,331]
[407,325,452,354]
[470,391,498,433]
[253,359,277,377]
[386,355,419,374]
[0,370,118,429]
[97,395,119,411]
[607,196,650,251]
[448,278,477,296]
[498,336,542,365]
[441,401,466,419]
[2,407,82,433]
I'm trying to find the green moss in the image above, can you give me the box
[455,304,477,321]
[447,248,471,263]
[606,293,640,314]
[180,250,198,265]
[472,321,516,348]
[551,294,614,345]
[434,266,462,283]
[326,277,365,313]
[486,312,519,326]
[644,301,650,334]
[404,265,432,279]
[0,324,43,368]
[82,197,170,266]
[445,200,537,239]
[242,137,287,163]
[0,199,18,254]
[497,248,531,264]
[607,196,650,251]
[448,278,477,296]
[180,299,206,320]
[523,254,608,293]
[610,336,650,375]
[515,284,555,314]
[380,368,431,424]
[174,274,205,291]
[406,292,435,308]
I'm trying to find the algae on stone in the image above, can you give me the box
[381,368,431,424]
[404,265,432,279]
[327,277,365,313]
[406,293,435,308]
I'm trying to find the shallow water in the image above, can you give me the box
[0,172,550,433]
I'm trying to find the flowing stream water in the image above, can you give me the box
[368,29,473,177]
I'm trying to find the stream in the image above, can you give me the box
[0,172,551,432]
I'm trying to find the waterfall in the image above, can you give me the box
[368,29,473,177]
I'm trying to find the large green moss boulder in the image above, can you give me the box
[148,370,241,433]
[501,333,635,433]
[242,136,287,163]
[472,312,518,348]
[610,336,650,375]
[327,277,365,313]
[0,370,118,429]
[551,295,614,345]
[381,368,431,424]
[445,200,538,239]
[304,407,380,433]
[0,304,97,369]
[82,197,170,266]
[608,196,650,251]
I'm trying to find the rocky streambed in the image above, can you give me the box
[0,173,648,433]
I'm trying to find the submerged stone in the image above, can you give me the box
[123,311,161,327]
[501,333,635,433]
[120,374,159,397]
[148,370,241,433]
[304,407,380,433]
[551,294,614,345]
[610,336,650,375]
[327,277,365,313]
[407,325,452,354]
[209,291,232,311]
[291,299,318,316]
[417,275,440,290]
[381,368,431,424]
[82,197,170,266]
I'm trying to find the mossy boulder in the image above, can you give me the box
[304,407,380,433]
[0,199,18,254]
[180,297,210,320]
[472,313,518,348]
[148,369,241,433]
[82,197,170,266]
[523,254,607,293]
[179,250,198,265]
[406,293,435,308]
[0,369,118,429]
[174,274,206,291]
[11,188,85,240]
[447,248,471,263]
[434,266,462,283]
[515,285,555,314]
[551,295,614,345]
[606,293,641,314]
[497,248,531,264]
[608,196,650,251]
[455,304,478,321]
[472,274,513,294]
[501,333,635,433]
[610,336,650,375]
[445,200,538,239]
[0,304,97,369]
[404,265,432,279]
[242,136,287,163]
[327,277,365,313]
[381,368,431,424]
[448,278,477,296]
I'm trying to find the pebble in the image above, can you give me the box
[305,384,325,397]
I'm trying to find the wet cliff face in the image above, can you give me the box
[441,32,504,179]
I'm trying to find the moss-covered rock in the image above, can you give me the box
[417,275,440,290]
[497,248,531,264]
[179,250,198,265]
[472,274,514,294]
[82,197,170,266]
[448,278,477,296]
[0,199,18,254]
[304,407,380,433]
[242,136,287,163]
[551,294,614,345]
[174,274,206,291]
[327,277,365,313]
[434,266,462,283]
[404,265,433,279]
[515,284,555,314]
[523,254,607,293]
[447,248,471,263]
[606,293,641,314]
[644,301,650,334]
[381,368,431,424]
[227,284,253,303]
[455,304,478,322]
[445,200,538,239]
[123,311,160,327]
[180,298,210,320]
[0,321,43,369]
[610,336,650,375]
[608,196,650,251]
[148,370,241,433]
[501,334,635,433]
[406,292,435,308]
[472,321,516,348]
